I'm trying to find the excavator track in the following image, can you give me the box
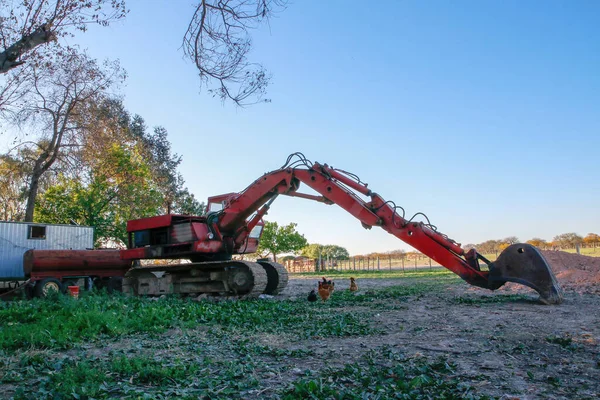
[257,261,289,295]
[122,260,268,299]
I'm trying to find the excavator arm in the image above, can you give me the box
[215,153,562,304]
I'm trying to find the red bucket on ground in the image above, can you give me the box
[67,286,79,299]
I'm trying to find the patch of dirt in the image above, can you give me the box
[492,250,600,298]
[276,252,600,398]
[277,275,407,300]
[542,250,600,293]
[278,277,600,399]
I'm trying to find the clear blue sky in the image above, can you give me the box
[27,1,600,254]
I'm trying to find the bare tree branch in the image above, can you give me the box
[0,24,55,73]
[182,0,288,106]
[0,0,128,74]
[3,47,125,221]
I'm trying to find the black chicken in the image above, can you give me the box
[307,289,318,302]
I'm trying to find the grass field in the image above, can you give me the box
[0,270,477,399]
[1,268,598,399]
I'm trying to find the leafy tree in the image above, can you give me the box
[300,244,322,259]
[257,221,307,262]
[498,242,510,251]
[183,0,287,106]
[387,249,407,259]
[300,244,350,260]
[4,48,124,221]
[323,245,349,260]
[36,143,163,243]
[477,240,500,255]
[0,153,29,220]
[583,233,600,249]
[552,233,584,249]
[171,187,205,216]
[130,121,203,214]
[526,238,548,249]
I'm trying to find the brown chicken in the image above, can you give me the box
[318,281,331,302]
[349,277,358,292]
[322,277,335,294]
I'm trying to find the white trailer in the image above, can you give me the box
[0,221,94,280]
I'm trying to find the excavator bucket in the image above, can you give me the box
[488,243,563,305]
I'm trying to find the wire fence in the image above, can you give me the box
[284,255,443,273]
[284,246,600,273]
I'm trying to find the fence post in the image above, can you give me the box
[389,255,392,270]
[377,257,380,270]
[353,257,356,271]
[414,256,417,270]
[402,257,405,272]
[429,258,432,270]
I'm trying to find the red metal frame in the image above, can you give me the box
[23,249,132,282]
[121,158,494,289]
[214,162,492,289]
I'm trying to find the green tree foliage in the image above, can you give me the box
[32,99,204,244]
[4,48,125,221]
[324,245,350,259]
[257,221,308,262]
[127,114,204,215]
[301,244,350,260]
[0,153,28,220]
[36,143,163,243]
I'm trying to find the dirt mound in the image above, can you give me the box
[542,250,600,293]
[485,250,600,296]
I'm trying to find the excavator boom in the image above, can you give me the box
[212,153,563,304]
[122,153,562,304]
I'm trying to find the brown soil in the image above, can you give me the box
[542,250,600,293]
[276,275,600,399]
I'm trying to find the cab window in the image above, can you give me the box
[249,225,263,239]
[208,202,223,213]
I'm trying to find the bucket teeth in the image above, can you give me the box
[489,243,563,305]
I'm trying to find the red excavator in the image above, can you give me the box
[120,153,562,304]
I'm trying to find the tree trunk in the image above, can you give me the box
[24,170,42,222]
[0,25,56,74]
[24,152,52,222]
[272,253,277,262]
